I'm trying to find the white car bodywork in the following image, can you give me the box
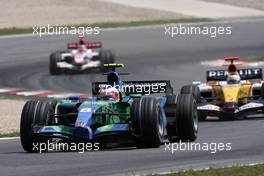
[56,49,101,71]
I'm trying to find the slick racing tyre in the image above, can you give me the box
[132,97,164,148]
[98,50,115,72]
[261,83,264,99]
[181,85,205,121]
[176,94,198,142]
[20,100,54,152]
[49,51,62,75]
[180,85,201,103]
[164,95,179,143]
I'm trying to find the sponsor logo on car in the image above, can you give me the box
[239,103,263,111]
[76,119,86,127]
[197,105,220,111]
[80,108,92,113]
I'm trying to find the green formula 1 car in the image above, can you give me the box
[20,64,198,152]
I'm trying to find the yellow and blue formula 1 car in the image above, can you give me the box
[180,57,264,121]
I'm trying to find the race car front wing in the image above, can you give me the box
[197,100,264,118]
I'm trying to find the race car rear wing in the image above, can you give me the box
[92,80,173,96]
[67,42,102,49]
[206,68,263,81]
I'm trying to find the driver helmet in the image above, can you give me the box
[227,73,241,84]
[78,44,86,52]
[98,86,120,102]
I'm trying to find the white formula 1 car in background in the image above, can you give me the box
[49,37,115,75]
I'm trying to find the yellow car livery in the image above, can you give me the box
[195,67,264,121]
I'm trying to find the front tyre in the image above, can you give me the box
[49,51,62,75]
[20,100,54,152]
[98,50,115,72]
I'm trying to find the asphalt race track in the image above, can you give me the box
[1,18,264,175]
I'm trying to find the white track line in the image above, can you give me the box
[47,93,87,98]
[0,88,23,93]
[0,86,91,98]
[0,137,20,140]
[16,90,53,96]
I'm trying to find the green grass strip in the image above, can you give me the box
[0,18,209,36]
[156,164,264,176]
[0,132,20,138]
[248,56,264,62]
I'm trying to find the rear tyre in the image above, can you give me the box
[50,51,62,75]
[180,85,201,102]
[132,97,164,148]
[261,83,264,99]
[176,94,198,142]
[20,100,54,152]
[164,95,179,143]
[98,50,115,72]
